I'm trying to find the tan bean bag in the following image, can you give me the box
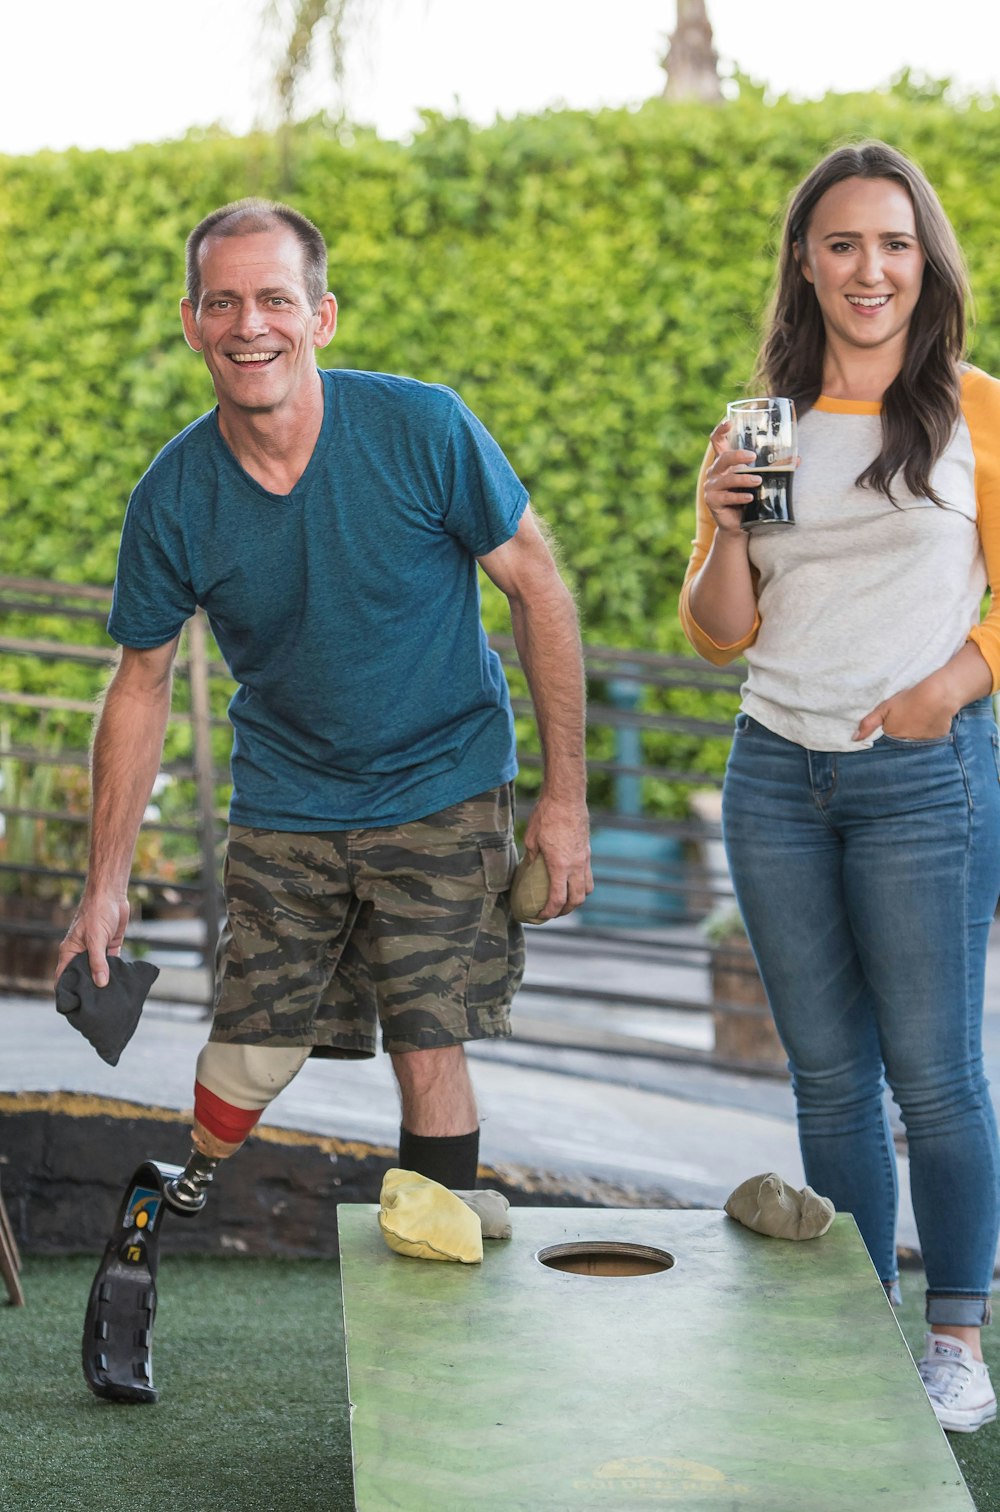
[509,852,550,925]
[725,1172,835,1241]
[452,1189,512,1239]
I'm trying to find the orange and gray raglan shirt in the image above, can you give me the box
[679,366,1000,752]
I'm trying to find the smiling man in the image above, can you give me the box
[60,198,592,1399]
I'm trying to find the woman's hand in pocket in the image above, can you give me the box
[853,681,955,743]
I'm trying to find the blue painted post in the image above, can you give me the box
[609,676,642,819]
[582,672,684,928]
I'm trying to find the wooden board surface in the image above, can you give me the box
[339,1206,973,1511]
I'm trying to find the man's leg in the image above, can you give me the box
[84,827,357,1402]
[170,825,360,1199]
[82,1039,318,1403]
[392,1044,481,1188]
[167,1042,313,1209]
[356,786,524,1192]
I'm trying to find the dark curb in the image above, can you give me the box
[0,1092,687,1259]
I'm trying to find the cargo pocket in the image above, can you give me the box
[481,840,518,895]
[464,840,523,1035]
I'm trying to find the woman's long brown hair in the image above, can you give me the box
[754,140,969,505]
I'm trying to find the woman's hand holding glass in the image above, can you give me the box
[703,420,761,536]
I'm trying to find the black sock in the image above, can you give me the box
[398,1126,480,1189]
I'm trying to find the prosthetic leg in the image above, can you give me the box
[82,1044,309,1403]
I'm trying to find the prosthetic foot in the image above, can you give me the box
[82,1154,214,1403]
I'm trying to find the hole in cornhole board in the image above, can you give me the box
[536,1241,676,1277]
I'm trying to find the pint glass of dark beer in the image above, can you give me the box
[726,398,796,529]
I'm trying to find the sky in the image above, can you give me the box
[3,0,999,158]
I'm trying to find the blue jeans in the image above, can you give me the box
[722,699,1000,1326]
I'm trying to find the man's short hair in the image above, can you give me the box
[185,199,328,313]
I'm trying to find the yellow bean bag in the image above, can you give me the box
[378,1169,484,1263]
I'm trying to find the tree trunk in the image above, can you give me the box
[661,0,723,104]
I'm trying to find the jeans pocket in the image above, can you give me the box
[878,730,953,749]
[991,731,1000,784]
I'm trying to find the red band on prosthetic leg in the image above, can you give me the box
[193,1081,265,1146]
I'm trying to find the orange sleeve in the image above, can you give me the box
[961,367,1000,692]
[677,444,761,664]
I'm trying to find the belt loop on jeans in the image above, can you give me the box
[957,695,995,723]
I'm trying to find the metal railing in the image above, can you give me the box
[0,577,773,1070]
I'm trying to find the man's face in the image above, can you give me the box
[180,227,336,417]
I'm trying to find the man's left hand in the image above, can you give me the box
[521,795,593,920]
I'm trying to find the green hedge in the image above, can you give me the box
[5,91,1000,643]
[4,90,1000,816]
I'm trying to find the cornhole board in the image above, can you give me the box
[338,1206,973,1511]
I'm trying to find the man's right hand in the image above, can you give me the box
[55,891,130,988]
[53,638,178,991]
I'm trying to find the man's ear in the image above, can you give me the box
[314,292,338,350]
[180,297,203,353]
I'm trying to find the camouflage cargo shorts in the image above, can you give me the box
[211,785,525,1058]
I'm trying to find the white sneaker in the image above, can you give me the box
[917,1332,997,1433]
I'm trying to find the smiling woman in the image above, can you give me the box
[796,177,926,388]
[761,145,970,505]
[680,139,1000,1436]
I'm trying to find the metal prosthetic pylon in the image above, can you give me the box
[163,1149,219,1214]
[82,1156,205,1404]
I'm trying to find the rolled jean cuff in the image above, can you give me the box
[925,1293,993,1327]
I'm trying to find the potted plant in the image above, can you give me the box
[0,724,199,985]
[702,901,787,1071]
[0,732,86,982]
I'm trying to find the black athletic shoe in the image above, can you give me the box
[82,1160,184,1404]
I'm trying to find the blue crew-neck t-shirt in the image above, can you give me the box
[108,368,528,829]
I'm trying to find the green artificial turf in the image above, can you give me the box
[4,1255,1000,1511]
[0,1256,354,1512]
[894,1268,1000,1512]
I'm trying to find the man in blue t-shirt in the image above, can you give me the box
[58,199,591,1373]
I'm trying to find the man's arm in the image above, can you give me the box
[56,637,180,986]
[478,506,593,919]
